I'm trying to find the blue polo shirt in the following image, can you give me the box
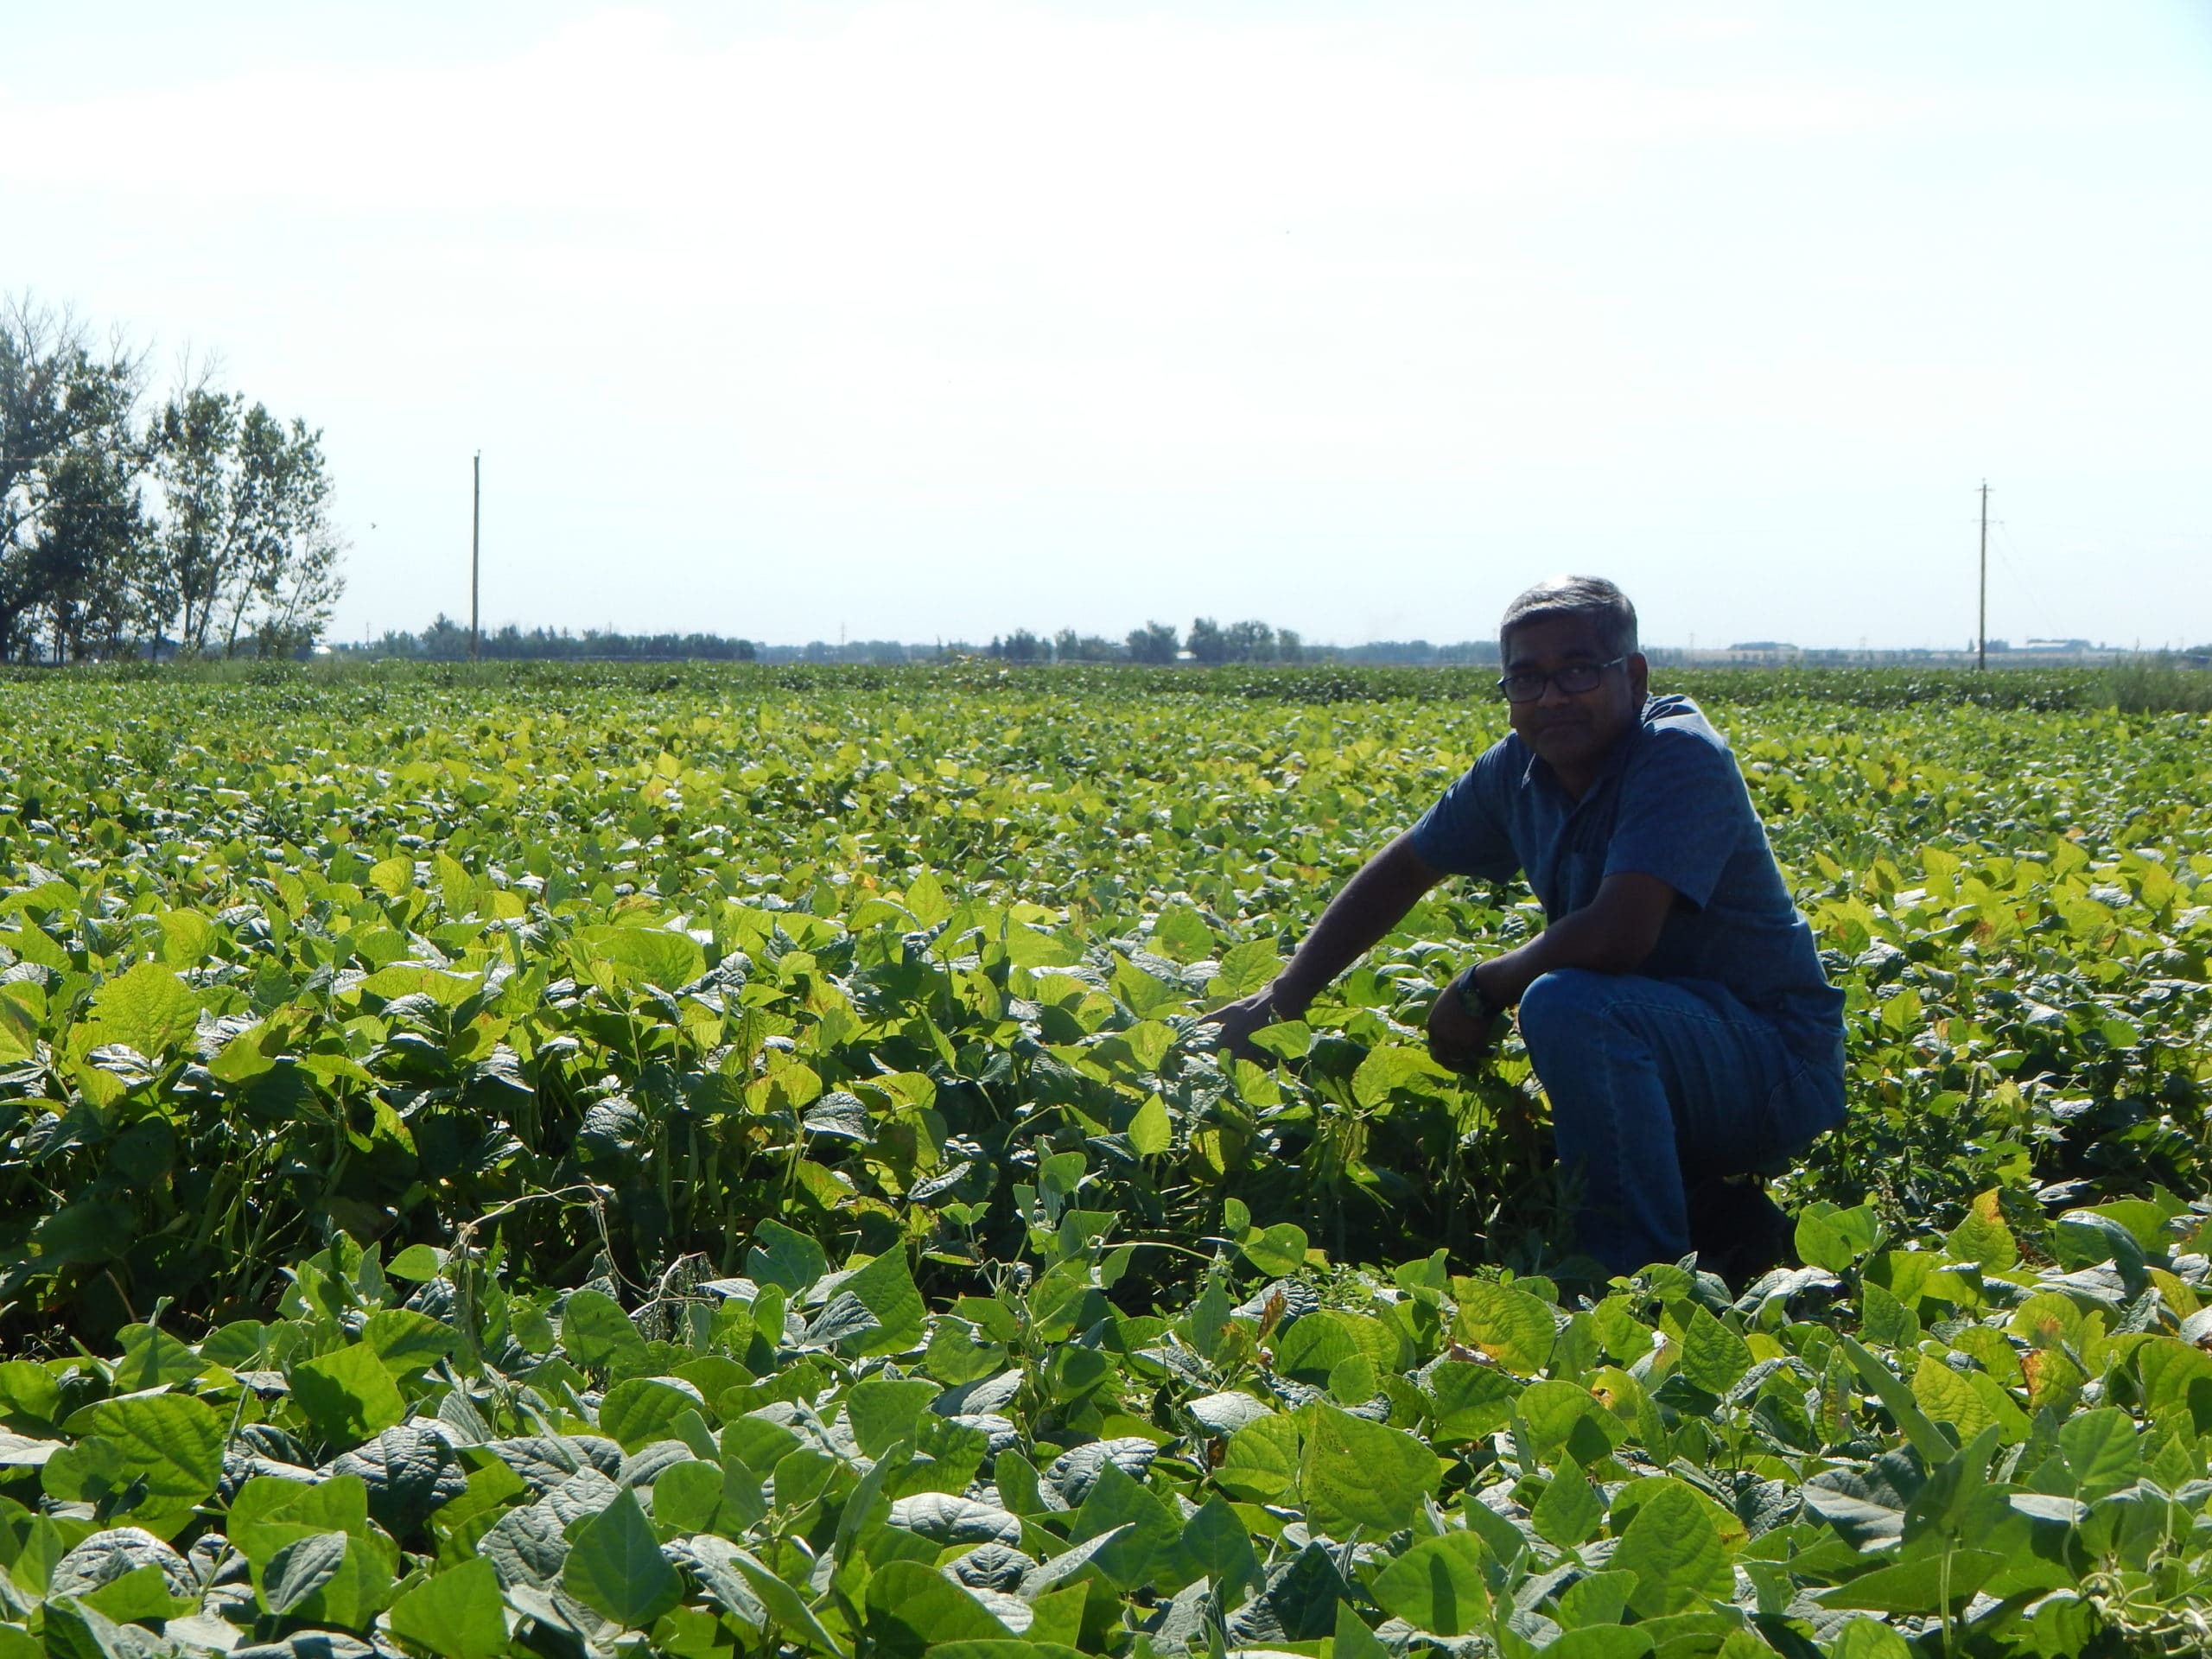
[1408,693,1845,1069]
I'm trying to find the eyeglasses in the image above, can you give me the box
[1496,656,1627,703]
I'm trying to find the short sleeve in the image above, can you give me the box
[1408,744,1521,881]
[1603,728,1751,910]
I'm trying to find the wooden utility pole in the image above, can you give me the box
[1976,480,1989,671]
[470,452,482,663]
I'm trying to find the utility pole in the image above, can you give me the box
[1976,480,1989,671]
[470,452,482,664]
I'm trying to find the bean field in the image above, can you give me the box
[0,663,2206,1659]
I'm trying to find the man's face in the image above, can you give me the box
[1501,613,1649,785]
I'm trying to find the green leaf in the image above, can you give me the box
[2056,1407,2142,1499]
[1239,1223,1307,1277]
[361,1307,458,1375]
[1838,1333,1956,1464]
[111,1325,204,1390]
[1068,1460,1180,1590]
[387,1555,509,1659]
[1149,905,1214,964]
[1126,1096,1173,1157]
[1677,1306,1753,1396]
[1514,1379,1622,1466]
[1215,1412,1301,1506]
[838,1249,926,1356]
[1945,1191,2018,1270]
[572,924,707,991]
[1299,1404,1442,1535]
[1811,1550,2009,1614]
[292,1343,408,1447]
[85,961,200,1058]
[651,1458,724,1535]
[1451,1280,1554,1376]
[1209,939,1281,999]
[1425,1361,1523,1440]
[63,1390,224,1538]
[864,1559,1010,1658]
[1554,1569,1637,1630]
[599,1377,704,1452]
[561,1287,649,1369]
[722,1544,849,1656]
[1367,1530,1490,1636]
[1609,1478,1729,1617]
[1822,1619,1913,1659]
[387,1243,446,1281]
[1794,1201,1881,1274]
[1175,1495,1260,1607]
[563,1487,683,1630]
[1546,1630,1653,1659]
[1330,1603,1393,1659]
[1529,1465,1605,1548]
[842,1379,931,1460]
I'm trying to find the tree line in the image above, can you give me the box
[0,297,343,663]
[342,616,1516,666]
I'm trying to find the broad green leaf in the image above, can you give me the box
[863,1559,1010,1658]
[387,1555,509,1659]
[1811,1550,2009,1613]
[1676,1306,1753,1396]
[1368,1530,1490,1636]
[1068,1459,1180,1589]
[836,1248,926,1356]
[63,1390,224,1539]
[1795,1202,1881,1273]
[1299,1405,1442,1535]
[572,924,706,991]
[1945,1191,2018,1270]
[1126,1095,1173,1157]
[1216,1412,1301,1506]
[561,1287,649,1369]
[599,1377,704,1452]
[1426,1361,1523,1440]
[85,961,200,1059]
[292,1343,408,1447]
[1239,1222,1307,1277]
[1609,1479,1729,1617]
[1451,1280,1554,1376]
[1529,1465,1605,1548]
[361,1307,458,1374]
[563,1487,682,1629]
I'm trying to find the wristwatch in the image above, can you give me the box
[1452,966,1504,1026]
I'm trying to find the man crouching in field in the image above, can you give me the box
[1205,575,1847,1282]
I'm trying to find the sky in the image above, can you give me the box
[5,1,2209,651]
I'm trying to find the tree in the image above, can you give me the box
[1278,627,1303,663]
[150,394,342,657]
[0,297,143,660]
[1126,620,1179,664]
[990,628,1046,664]
[1186,616,1227,664]
[31,444,146,661]
[1224,619,1275,662]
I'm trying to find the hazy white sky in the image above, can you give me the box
[7,2,2209,649]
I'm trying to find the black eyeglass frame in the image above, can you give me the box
[1494,655,1629,703]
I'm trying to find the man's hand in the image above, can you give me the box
[1425,970,1495,1074]
[1201,988,1287,1066]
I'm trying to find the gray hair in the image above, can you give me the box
[1499,575,1638,659]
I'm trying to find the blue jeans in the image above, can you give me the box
[1516,969,1847,1277]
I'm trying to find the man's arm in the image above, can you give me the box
[1422,871,1676,1067]
[1471,870,1678,1007]
[1204,831,1445,1058]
